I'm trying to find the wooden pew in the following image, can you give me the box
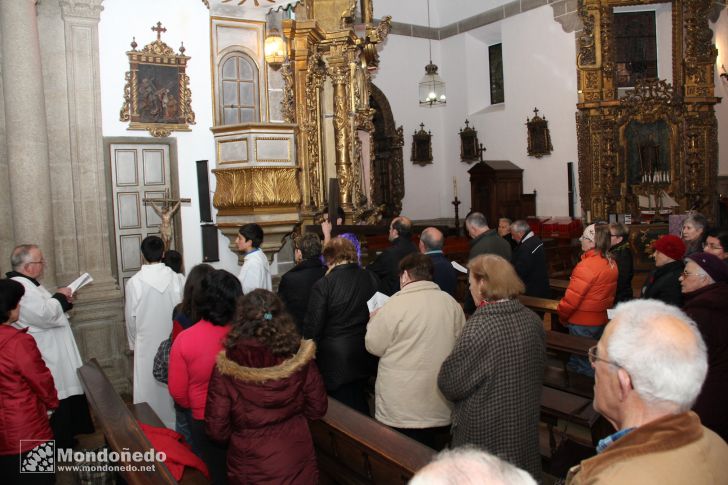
[549,278,569,299]
[77,359,208,485]
[518,295,559,330]
[309,397,435,484]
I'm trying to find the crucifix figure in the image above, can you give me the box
[143,196,189,251]
[152,22,167,41]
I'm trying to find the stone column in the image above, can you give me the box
[58,0,115,284]
[56,0,127,393]
[0,0,57,285]
[0,38,16,274]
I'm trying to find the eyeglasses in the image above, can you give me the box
[681,271,707,279]
[27,260,46,266]
[703,243,724,251]
[588,346,621,368]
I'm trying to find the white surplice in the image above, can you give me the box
[124,263,184,428]
[11,276,84,400]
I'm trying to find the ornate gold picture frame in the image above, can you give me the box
[120,22,196,137]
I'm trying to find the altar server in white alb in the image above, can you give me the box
[236,223,272,294]
[8,244,95,448]
[125,236,184,428]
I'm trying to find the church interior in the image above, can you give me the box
[2,0,728,481]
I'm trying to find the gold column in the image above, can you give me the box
[330,61,353,209]
[285,20,325,212]
[361,0,373,24]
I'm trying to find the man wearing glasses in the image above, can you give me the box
[566,299,728,484]
[6,244,93,449]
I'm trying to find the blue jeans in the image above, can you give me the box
[175,405,196,454]
[567,324,605,377]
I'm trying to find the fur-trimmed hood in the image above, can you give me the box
[215,338,316,383]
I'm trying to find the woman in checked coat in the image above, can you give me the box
[438,254,545,480]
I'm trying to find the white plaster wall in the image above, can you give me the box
[713,8,728,178]
[374,4,579,220]
[373,0,439,25]
[99,0,240,274]
[456,6,580,218]
[373,0,513,26]
[372,32,452,220]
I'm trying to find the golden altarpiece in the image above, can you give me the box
[576,0,720,221]
[205,0,395,257]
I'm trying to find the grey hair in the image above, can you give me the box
[683,212,708,232]
[409,446,536,485]
[465,212,488,229]
[511,220,530,235]
[607,299,708,412]
[10,244,38,270]
[420,227,444,251]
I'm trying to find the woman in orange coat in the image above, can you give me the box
[557,223,618,376]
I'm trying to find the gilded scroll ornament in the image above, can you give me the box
[280,59,295,124]
[119,23,196,137]
[304,51,326,208]
[577,7,596,68]
[212,167,301,211]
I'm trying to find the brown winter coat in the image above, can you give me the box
[205,339,328,485]
[566,412,728,484]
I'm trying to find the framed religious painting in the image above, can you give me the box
[120,22,196,137]
[526,107,553,158]
[411,123,433,166]
[459,120,480,163]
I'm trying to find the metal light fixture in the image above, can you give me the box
[721,64,728,83]
[264,28,285,70]
[419,0,446,107]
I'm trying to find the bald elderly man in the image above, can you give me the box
[419,227,457,297]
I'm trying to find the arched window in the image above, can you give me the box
[219,52,260,125]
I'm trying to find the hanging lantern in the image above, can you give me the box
[418,0,446,107]
[419,62,446,106]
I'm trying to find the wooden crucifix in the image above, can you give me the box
[143,196,191,251]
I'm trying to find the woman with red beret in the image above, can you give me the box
[641,234,686,307]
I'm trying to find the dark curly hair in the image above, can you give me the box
[195,269,242,326]
[225,289,301,356]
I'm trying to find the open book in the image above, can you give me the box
[367,292,390,313]
[68,272,93,295]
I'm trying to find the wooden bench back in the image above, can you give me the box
[310,397,435,484]
[518,294,560,330]
[77,359,178,485]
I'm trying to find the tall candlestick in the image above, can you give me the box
[453,177,457,197]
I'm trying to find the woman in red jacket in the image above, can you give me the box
[0,279,59,485]
[169,269,241,484]
[557,223,618,376]
[206,289,328,485]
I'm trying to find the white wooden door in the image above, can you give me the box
[109,143,174,295]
